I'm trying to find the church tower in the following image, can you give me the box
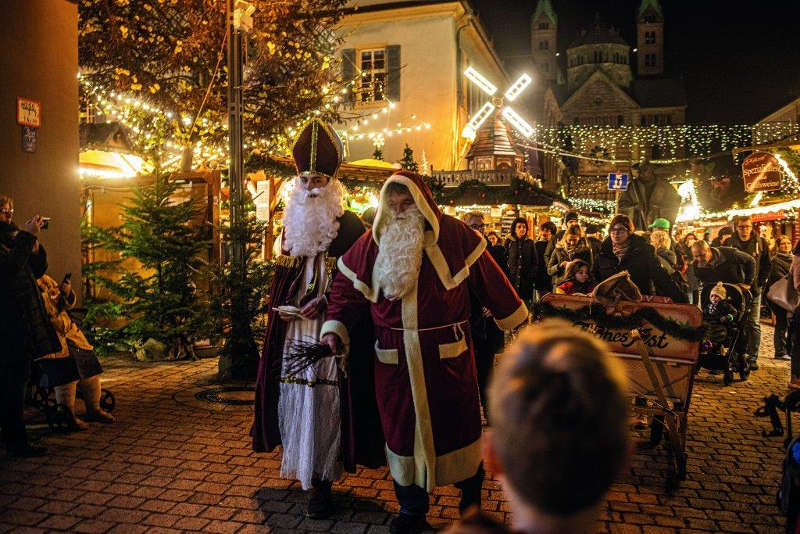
[636,0,664,76]
[531,0,557,83]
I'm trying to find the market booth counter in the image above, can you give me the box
[538,293,703,490]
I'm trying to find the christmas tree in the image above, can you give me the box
[373,147,384,160]
[400,143,419,172]
[83,170,211,360]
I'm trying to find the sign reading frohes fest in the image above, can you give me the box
[541,294,702,363]
[742,152,782,193]
[16,97,41,128]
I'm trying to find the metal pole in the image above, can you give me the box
[227,0,244,270]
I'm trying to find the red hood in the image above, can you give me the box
[372,170,442,246]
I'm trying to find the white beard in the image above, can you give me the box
[283,177,345,257]
[374,207,426,300]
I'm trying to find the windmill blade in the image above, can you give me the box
[462,102,496,139]
[504,73,533,102]
[464,66,497,96]
[502,107,535,138]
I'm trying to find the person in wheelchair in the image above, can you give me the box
[702,283,738,349]
[36,273,114,430]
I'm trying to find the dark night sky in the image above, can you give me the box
[471,0,800,124]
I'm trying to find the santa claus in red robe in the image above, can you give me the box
[320,171,527,533]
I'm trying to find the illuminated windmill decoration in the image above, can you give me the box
[462,67,535,140]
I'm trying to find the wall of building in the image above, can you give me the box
[566,44,632,92]
[338,14,458,171]
[0,1,80,298]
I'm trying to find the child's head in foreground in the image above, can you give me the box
[486,319,630,519]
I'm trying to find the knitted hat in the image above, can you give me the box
[710,282,726,300]
[564,211,579,223]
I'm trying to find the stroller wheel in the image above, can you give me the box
[723,370,734,386]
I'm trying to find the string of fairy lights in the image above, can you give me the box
[81,75,433,167]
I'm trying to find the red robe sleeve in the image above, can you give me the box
[468,249,529,330]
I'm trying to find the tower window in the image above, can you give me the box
[542,62,549,73]
[645,31,656,44]
[645,53,657,67]
[539,40,549,50]
[538,22,549,30]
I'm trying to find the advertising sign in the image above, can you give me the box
[17,97,41,127]
[742,152,782,192]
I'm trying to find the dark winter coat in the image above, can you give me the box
[596,233,686,302]
[505,235,537,301]
[487,243,509,278]
[767,252,793,289]
[692,246,757,289]
[726,233,771,294]
[547,239,594,286]
[534,239,551,292]
[656,248,678,275]
[0,222,60,364]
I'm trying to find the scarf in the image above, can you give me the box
[612,239,630,262]
[564,240,578,258]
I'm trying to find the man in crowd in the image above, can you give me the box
[691,239,756,312]
[251,120,381,518]
[1,195,60,458]
[445,320,629,534]
[726,215,770,369]
[462,212,506,418]
[320,171,527,534]
[618,161,680,231]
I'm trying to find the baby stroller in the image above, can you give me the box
[697,282,752,386]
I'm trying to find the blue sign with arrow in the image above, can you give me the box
[608,173,629,191]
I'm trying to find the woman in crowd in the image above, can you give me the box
[596,214,686,302]
[651,229,677,274]
[37,274,114,430]
[547,225,594,287]
[769,236,794,360]
[486,231,508,276]
[505,217,537,306]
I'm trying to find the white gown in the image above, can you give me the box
[277,254,342,489]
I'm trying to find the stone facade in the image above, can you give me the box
[531,0,687,195]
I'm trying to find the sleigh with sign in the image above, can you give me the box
[538,293,703,489]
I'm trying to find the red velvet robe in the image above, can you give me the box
[322,172,527,492]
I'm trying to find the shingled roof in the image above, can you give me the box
[466,113,522,159]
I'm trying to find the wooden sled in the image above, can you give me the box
[539,294,702,490]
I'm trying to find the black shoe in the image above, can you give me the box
[306,483,334,519]
[389,514,431,534]
[749,359,759,371]
[7,444,47,458]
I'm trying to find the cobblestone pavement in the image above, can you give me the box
[0,324,794,533]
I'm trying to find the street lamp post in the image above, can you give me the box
[223,0,256,379]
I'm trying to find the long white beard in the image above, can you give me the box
[283,178,345,257]
[374,207,426,300]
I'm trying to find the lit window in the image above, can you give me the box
[358,48,387,104]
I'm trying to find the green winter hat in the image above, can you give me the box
[648,218,670,230]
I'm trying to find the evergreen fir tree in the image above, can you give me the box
[84,170,211,359]
[372,147,383,160]
[400,144,418,172]
[420,149,430,176]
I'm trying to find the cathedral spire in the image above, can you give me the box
[533,0,557,26]
[638,0,663,20]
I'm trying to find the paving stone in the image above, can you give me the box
[0,326,791,533]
